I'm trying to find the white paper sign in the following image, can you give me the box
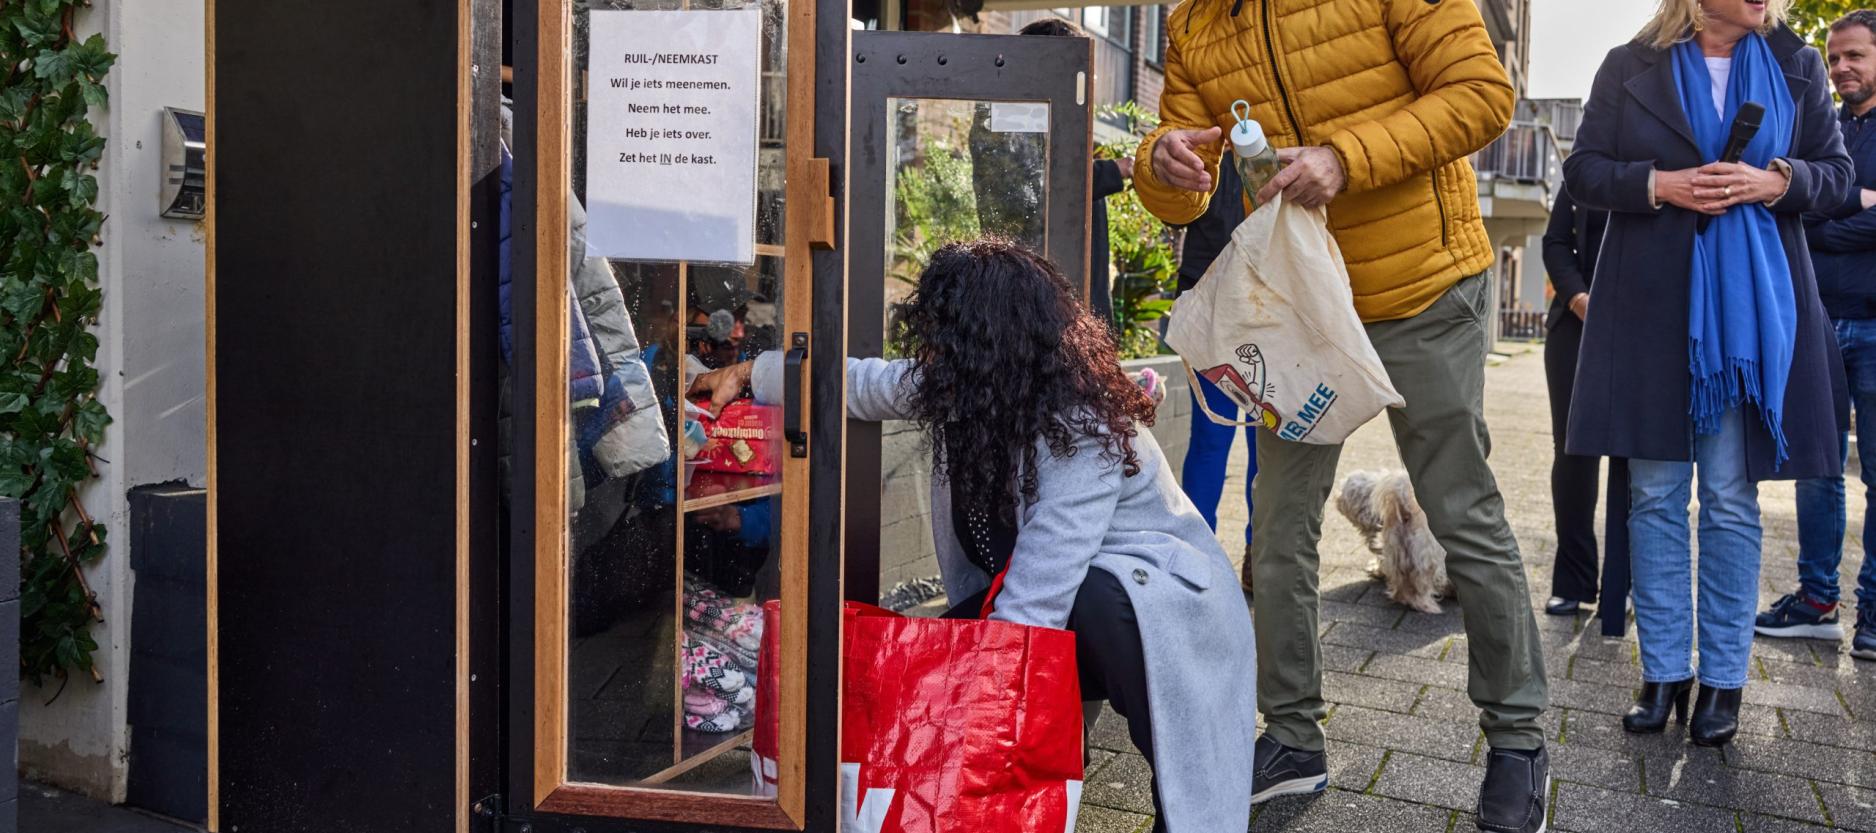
[585,8,762,264]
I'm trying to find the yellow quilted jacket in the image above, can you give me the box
[1136,0,1514,322]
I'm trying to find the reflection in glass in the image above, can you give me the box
[554,0,788,796]
[877,98,1050,612]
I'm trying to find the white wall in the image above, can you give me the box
[19,0,207,802]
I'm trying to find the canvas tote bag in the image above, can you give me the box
[1165,193,1404,444]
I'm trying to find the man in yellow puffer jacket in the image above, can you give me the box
[1136,2,1551,830]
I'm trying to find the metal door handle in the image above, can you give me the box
[784,333,808,457]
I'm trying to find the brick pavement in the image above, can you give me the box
[1078,345,1876,833]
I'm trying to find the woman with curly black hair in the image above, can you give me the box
[692,239,1258,833]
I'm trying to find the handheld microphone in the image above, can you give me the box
[1699,101,1767,232]
[1719,102,1766,164]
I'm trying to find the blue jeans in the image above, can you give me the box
[1794,318,1876,610]
[1183,374,1258,547]
[1629,407,1761,689]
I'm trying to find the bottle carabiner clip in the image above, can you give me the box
[1231,99,1254,132]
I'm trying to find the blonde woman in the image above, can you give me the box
[1563,0,1851,747]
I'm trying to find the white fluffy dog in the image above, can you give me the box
[1334,469,1451,614]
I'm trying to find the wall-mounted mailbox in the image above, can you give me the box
[160,107,206,220]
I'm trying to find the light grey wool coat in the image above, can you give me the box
[755,353,1259,833]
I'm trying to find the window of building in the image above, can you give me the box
[1144,5,1165,66]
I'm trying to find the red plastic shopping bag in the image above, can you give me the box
[754,600,1085,832]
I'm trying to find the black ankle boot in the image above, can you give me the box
[1622,678,1693,734]
[1690,684,1743,747]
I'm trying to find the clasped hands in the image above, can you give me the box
[1655,162,1790,216]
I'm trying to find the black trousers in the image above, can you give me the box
[946,568,1164,831]
[1546,316,1633,636]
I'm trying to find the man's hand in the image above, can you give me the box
[687,360,753,417]
[1569,292,1589,322]
[1149,126,1222,193]
[1860,188,1876,211]
[1256,147,1347,209]
[1114,157,1135,180]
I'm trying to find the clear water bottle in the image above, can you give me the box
[1229,100,1282,211]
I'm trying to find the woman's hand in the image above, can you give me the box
[1655,168,1725,215]
[1691,162,1791,212]
[687,360,753,417]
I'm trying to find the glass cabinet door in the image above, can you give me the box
[843,31,1093,605]
[511,0,817,826]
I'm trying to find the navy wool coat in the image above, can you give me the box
[1563,25,1852,482]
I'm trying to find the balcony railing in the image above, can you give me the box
[1473,121,1564,209]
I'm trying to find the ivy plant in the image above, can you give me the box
[1096,102,1179,361]
[0,0,115,688]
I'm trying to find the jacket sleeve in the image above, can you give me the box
[1770,47,1854,217]
[1542,188,1590,300]
[1092,159,1128,201]
[1133,31,1223,227]
[1322,0,1515,194]
[1807,203,1876,252]
[989,431,1121,629]
[751,352,917,423]
[1564,48,1661,214]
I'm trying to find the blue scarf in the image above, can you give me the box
[1672,34,1797,466]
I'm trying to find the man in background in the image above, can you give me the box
[1756,9,1876,661]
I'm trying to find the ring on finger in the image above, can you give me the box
[1724,185,1734,198]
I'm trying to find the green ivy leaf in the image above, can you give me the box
[3,1,113,684]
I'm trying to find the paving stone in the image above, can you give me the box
[1394,606,1467,637]
[1086,747,1116,778]
[1561,633,1640,665]
[1441,635,1470,665]
[1319,643,1372,674]
[1752,639,1824,667]
[1725,733,1876,789]
[1319,599,1406,630]
[1741,680,1852,717]
[1412,685,1481,723]
[1088,707,1140,755]
[1551,782,1739,833]
[1323,705,1481,765]
[1561,713,1699,758]
[1783,709,1876,751]
[1818,782,1876,832]
[1548,677,1643,717]
[1758,657,1862,690]
[1324,740,1388,793]
[1370,750,1483,811]
[1319,573,1373,605]
[1082,752,1155,815]
[1644,747,1825,824]
[1737,704,1788,739]
[1248,788,1451,833]
[1739,814,1831,832]
[1320,622,1448,658]
[1839,682,1876,720]
[1074,803,1152,833]
[1362,652,1469,690]
[1548,741,1642,793]
[1323,671,1421,714]
[1568,656,1638,688]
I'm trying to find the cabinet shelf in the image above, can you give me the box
[682,472,783,512]
[639,730,755,786]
